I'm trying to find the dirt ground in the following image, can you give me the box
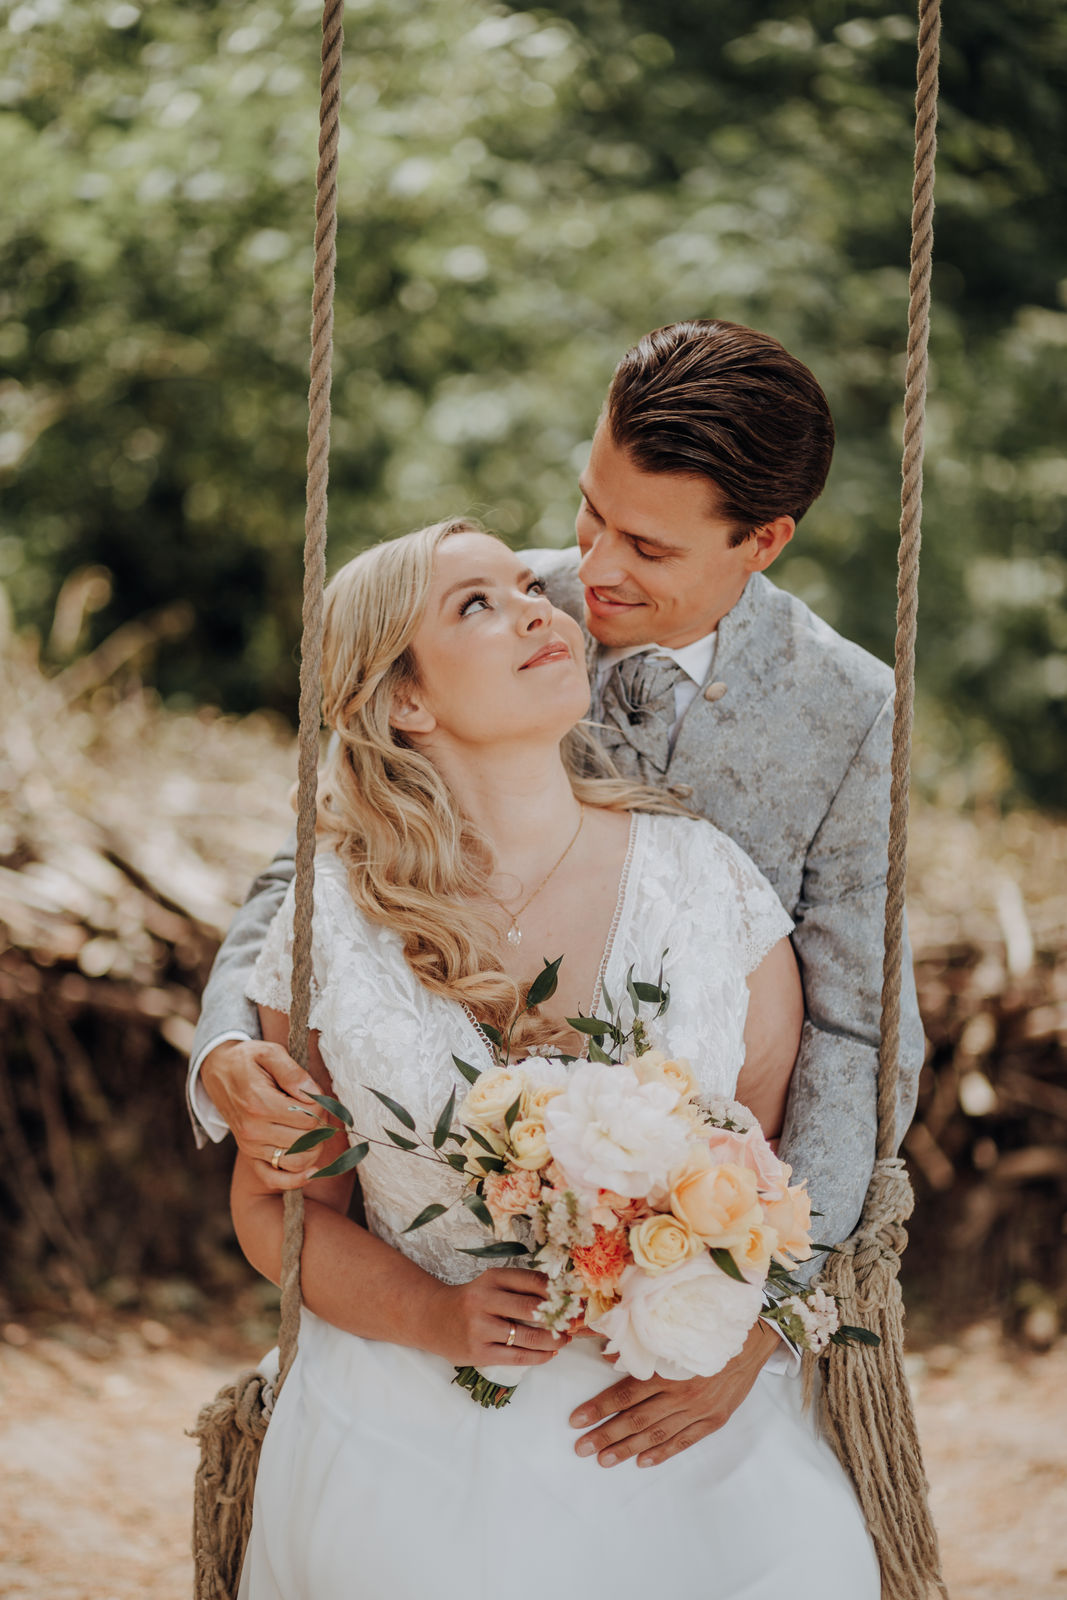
[0,1320,1064,1599]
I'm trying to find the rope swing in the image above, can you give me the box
[807,4,947,1596]
[193,1,947,1593]
[191,7,342,1594]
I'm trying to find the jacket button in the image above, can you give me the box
[703,681,728,702]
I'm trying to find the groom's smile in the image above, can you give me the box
[574,422,794,652]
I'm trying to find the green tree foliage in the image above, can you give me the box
[1,0,1064,802]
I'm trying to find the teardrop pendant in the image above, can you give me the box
[506,924,523,947]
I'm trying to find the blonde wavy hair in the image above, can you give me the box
[316,517,685,1052]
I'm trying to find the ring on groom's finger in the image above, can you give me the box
[506,1324,517,1348]
[270,1147,285,1171]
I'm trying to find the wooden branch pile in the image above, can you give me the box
[0,617,296,1315]
[902,809,1067,1341]
[1,616,1064,1333]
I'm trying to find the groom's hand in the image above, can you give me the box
[200,1039,323,1190]
[568,1320,780,1468]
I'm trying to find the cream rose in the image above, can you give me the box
[460,1068,521,1131]
[628,1050,697,1101]
[508,1118,551,1170]
[629,1213,701,1275]
[589,1256,763,1381]
[669,1153,763,1249]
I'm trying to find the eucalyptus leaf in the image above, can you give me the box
[480,1022,504,1048]
[311,1142,369,1180]
[632,981,663,1003]
[625,963,641,1017]
[445,1152,469,1172]
[588,1036,613,1064]
[465,1126,499,1154]
[836,1324,881,1346]
[404,1203,449,1233]
[475,1155,507,1174]
[433,1086,457,1150]
[385,1129,419,1151]
[457,1241,529,1258]
[285,1125,336,1155]
[366,1087,417,1130]
[461,1191,495,1230]
[526,954,562,1009]
[600,976,615,1019]
[504,1094,522,1133]
[565,1015,609,1037]
[308,1091,354,1128]
[709,1247,746,1282]
[451,1054,481,1086]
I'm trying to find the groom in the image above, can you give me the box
[188,318,923,1467]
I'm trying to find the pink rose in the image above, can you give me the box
[705,1124,792,1202]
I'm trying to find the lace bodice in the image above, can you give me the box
[248,811,792,1285]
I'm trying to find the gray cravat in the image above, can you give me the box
[597,652,687,780]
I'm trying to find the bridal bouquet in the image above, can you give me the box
[289,957,876,1408]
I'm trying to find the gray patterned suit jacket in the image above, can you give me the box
[190,549,923,1265]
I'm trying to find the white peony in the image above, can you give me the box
[543,1061,690,1198]
[588,1256,763,1381]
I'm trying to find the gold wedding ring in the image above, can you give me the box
[270,1147,285,1171]
[505,1324,517,1348]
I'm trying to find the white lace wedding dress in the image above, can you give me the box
[238,812,879,1599]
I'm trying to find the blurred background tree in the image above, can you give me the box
[1,0,1064,803]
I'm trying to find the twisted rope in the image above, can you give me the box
[878,0,939,1162]
[278,0,344,1394]
[812,5,947,1595]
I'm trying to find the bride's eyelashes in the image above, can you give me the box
[457,579,548,618]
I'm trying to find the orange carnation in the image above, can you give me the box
[572,1224,631,1296]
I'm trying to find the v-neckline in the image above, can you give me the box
[462,810,643,1069]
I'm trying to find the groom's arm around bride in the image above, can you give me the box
[187,319,923,1456]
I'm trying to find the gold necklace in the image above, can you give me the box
[489,806,585,947]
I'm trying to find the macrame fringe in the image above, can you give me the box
[804,1159,949,1600]
[190,1369,272,1600]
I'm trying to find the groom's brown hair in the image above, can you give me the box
[605,320,835,542]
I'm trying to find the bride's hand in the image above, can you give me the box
[425,1269,568,1368]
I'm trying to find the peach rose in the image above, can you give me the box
[762,1185,813,1267]
[460,1068,522,1131]
[628,1050,697,1101]
[482,1167,543,1235]
[706,1124,791,1201]
[629,1213,701,1275]
[572,1224,630,1297]
[508,1118,551,1170]
[668,1153,762,1249]
[733,1222,778,1284]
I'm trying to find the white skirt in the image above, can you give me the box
[238,1309,879,1599]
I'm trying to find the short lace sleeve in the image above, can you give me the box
[246,854,348,1028]
[708,827,794,975]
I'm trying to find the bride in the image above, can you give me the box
[232,517,879,1598]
